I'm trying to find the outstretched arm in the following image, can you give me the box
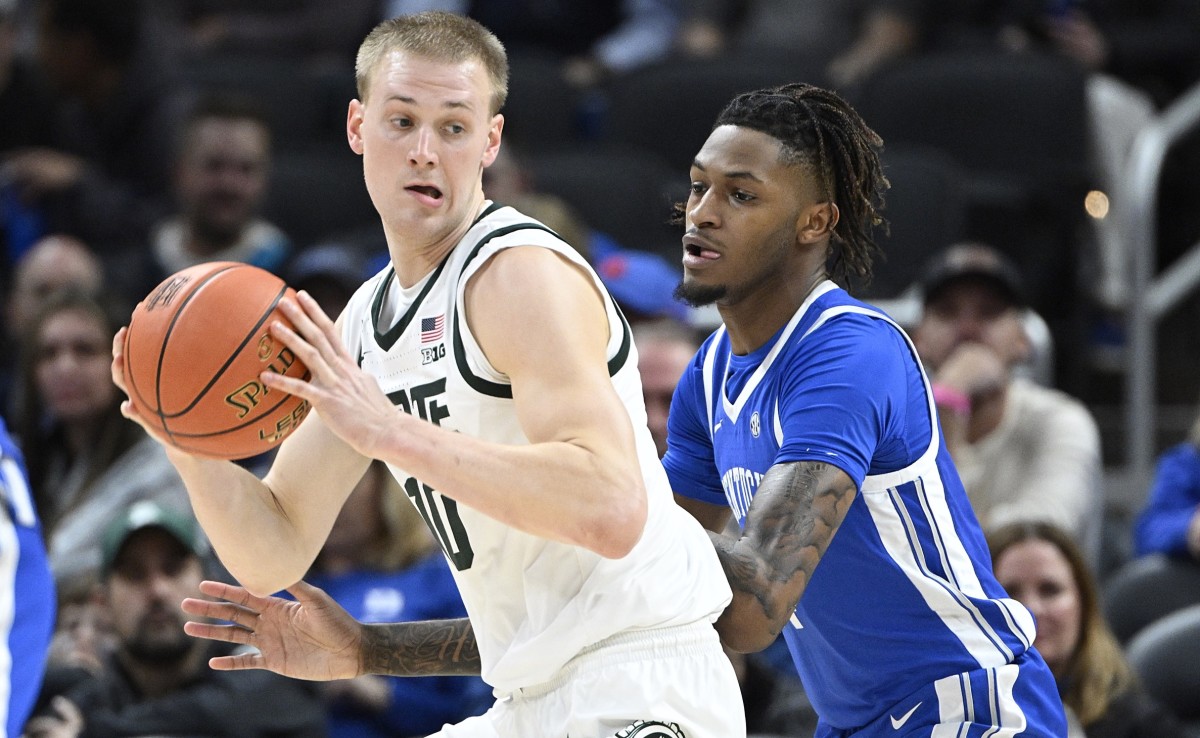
[181,580,480,679]
[705,460,856,653]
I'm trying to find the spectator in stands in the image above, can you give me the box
[5,234,104,338]
[1133,407,1200,560]
[632,319,700,458]
[5,0,189,255]
[11,290,192,593]
[307,460,489,738]
[1,233,104,414]
[0,414,55,738]
[676,0,922,88]
[114,93,290,301]
[23,499,328,738]
[989,520,1189,738]
[913,243,1104,561]
[29,574,118,726]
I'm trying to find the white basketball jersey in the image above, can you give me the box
[340,203,732,694]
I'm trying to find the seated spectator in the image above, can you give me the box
[114,93,291,300]
[632,318,701,458]
[989,520,1188,738]
[306,460,490,738]
[0,414,55,738]
[22,500,328,738]
[29,574,117,723]
[1133,407,1200,560]
[6,0,188,255]
[1,233,104,414]
[912,243,1104,563]
[10,290,192,592]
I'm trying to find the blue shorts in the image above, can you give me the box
[817,651,1067,738]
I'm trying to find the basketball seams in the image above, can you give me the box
[150,265,241,451]
[157,280,291,419]
[125,262,312,460]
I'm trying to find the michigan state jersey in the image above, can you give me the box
[665,282,1066,736]
[340,202,733,695]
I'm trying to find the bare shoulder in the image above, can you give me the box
[464,245,608,374]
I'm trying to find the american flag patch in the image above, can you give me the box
[420,314,445,343]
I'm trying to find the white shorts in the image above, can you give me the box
[427,620,745,738]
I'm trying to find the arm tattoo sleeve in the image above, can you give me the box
[360,617,481,676]
[716,460,857,625]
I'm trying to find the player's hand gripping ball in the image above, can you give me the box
[123,262,311,460]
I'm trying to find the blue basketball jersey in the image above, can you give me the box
[0,418,55,738]
[665,282,1066,736]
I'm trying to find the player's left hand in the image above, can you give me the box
[262,290,398,459]
[182,579,363,681]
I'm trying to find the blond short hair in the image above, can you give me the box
[355,11,509,114]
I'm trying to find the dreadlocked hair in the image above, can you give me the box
[715,83,889,285]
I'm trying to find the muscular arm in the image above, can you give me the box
[708,460,857,653]
[305,247,648,558]
[113,324,372,597]
[360,618,480,677]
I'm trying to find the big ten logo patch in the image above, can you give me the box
[144,276,189,311]
[224,334,300,419]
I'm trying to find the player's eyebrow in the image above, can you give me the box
[385,94,474,111]
[690,160,764,183]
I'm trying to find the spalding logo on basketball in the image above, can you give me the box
[124,262,312,460]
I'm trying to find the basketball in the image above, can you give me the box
[123,262,312,460]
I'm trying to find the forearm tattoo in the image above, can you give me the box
[717,460,857,624]
[360,617,481,676]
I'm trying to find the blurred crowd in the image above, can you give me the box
[4,0,1200,736]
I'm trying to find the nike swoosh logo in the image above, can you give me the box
[890,701,922,730]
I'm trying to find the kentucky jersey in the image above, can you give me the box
[339,202,732,695]
[0,418,55,738]
[665,282,1066,737]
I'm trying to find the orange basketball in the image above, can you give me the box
[123,262,312,460]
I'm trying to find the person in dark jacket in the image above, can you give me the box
[23,500,327,738]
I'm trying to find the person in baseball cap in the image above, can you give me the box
[912,242,1103,565]
[100,500,206,577]
[918,241,1027,311]
[25,499,328,737]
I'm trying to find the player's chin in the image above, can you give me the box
[673,278,725,308]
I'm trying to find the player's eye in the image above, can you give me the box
[732,190,755,203]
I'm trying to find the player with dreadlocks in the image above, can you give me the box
[666,83,1068,737]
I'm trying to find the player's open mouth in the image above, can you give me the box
[684,243,720,260]
[406,185,443,200]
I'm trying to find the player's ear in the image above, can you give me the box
[797,202,839,244]
[482,114,504,167]
[347,99,366,155]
